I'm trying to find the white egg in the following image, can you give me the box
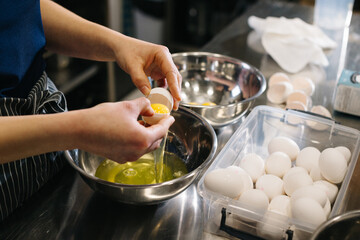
[295,147,321,173]
[310,166,325,181]
[323,198,331,218]
[283,171,313,196]
[204,168,244,199]
[239,153,265,183]
[142,87,173,125]
[291,76,315,96]
[290,185,328,208]
[257,210,289,239]
[226,166,254,192]
[238,189,269,212]
[268,195,291,217]
[267,81,294,104]
[313,180,339,204]
[256,174,284,200]
[268,72,291,87]
[291,197,326,228]
[283,166,308,181]
[335,146,351,164]
[319,148,347,184]
[306,105,332,131]
[268,136,300,161]
[286,90,311,108]
[265,152,292,178]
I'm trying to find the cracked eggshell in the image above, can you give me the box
[256,174,284,201]
[319,148,347,184]
[286,90,311,109]
[265,152,292,178]
[239,153,265,183]
[142,87,173,125]
[268,136,300,161]
[295,147,321,173]
[267,81,293,104]
[268,72,291,87]
[306,105,332,131]
[291,76,315,96]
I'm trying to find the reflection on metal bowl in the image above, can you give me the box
[172,52,266,128]
[65,106,217,205]
[311,210,360,240]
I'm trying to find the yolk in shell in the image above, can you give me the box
[151,103,170,114]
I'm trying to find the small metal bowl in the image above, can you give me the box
[172,52,266,128]
[311,210,360,240]
[65,106,217,205]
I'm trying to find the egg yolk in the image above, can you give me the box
[151,103,170,114]
[202,102,217,106]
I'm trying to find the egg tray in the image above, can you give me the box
[197,105,360,240]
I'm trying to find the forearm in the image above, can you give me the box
[40,0,122,61]
[0,111,83,164]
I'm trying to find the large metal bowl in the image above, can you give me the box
[65,106,217,205]
[172,52,266,128]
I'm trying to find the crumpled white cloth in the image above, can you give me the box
[248,16,337,73]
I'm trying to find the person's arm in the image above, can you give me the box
[40,0,182,109]
[0,98,174,164]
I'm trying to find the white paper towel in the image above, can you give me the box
[248,16,337,73]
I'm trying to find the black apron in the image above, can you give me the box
[0,72,67,221]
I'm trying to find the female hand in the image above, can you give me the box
[76,97,175,163]
[113,36,182,110]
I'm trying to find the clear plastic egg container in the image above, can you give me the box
[197,105,360,240]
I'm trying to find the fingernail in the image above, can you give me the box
[140,86,151,96]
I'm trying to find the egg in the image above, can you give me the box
[310,166,325,181]
[286,90,311,109]
[265,152,292,178]
[335,146,351,164]
[268,136,300,161]
[268,195,291,217]
[319,148,347,184]
[266,81,294,104]
[226,166,254,192]
[313,180,338,204]
[291,76,315,96]
[291,197,326,228]
[306,105,332,131]
[283,166,308,182]
[283,171,313,196]
[204,168,244,199]
[256,174,284,200]
[268,72,291,87]
[238,189,269,212]
[239,153,265,182]
[295,147,321,173]
[323,198,331,217]
[290,185,328,208]
[142,87,173,125]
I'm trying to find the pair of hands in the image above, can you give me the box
[81,38,182,163]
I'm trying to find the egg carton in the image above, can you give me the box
[197,105,360,240]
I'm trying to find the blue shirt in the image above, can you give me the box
[0,0,46,98]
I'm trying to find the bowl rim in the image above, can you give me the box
[64,106,218,189]
[172,51,267,108]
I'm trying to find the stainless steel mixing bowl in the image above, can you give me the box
[65,106,217,205]
[172,52,266,128]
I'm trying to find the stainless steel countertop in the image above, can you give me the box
[1,1,359,239]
